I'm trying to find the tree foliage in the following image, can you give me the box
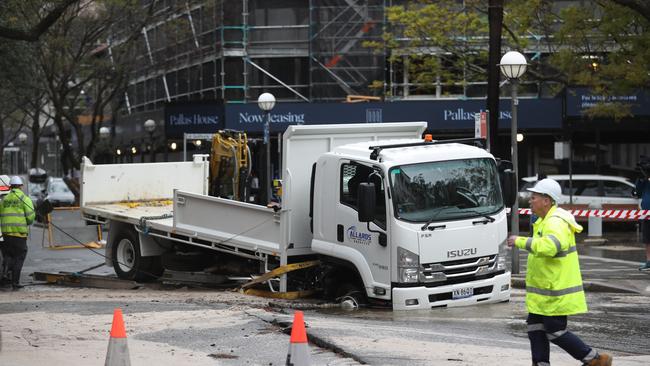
[376,0,650,118]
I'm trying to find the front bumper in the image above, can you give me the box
[392,271,511,310]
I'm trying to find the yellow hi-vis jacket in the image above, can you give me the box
[515,205,587,316]
[0,187,35,238]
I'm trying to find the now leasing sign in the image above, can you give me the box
[225,99,561,132]
[161,99,562,137]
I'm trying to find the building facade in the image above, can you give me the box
[111,0,649,182]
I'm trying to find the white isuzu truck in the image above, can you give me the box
[80,122,516,310]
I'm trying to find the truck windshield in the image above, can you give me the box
[389,158,503,223]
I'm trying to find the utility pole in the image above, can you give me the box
[487,0,503,156]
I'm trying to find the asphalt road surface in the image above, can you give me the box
[1,210,648,365]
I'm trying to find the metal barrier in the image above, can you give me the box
[42,207,104,250]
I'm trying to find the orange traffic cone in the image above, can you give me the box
[285,310,310,366]
[104,308,131,366]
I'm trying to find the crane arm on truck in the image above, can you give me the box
[209,130,251,201]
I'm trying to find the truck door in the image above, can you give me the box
[337,161,390,288]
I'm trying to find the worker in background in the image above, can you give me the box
[507,178,612,366]
[0,176,35,290]
[636,155,650,271]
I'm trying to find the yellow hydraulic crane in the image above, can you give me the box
[209,130,251,201]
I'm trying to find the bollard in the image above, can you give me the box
[588,202,602,237]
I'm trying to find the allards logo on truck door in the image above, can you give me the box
[347,226,372,245]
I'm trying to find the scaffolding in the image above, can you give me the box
[123,0,388,111]
[309,0,386,101]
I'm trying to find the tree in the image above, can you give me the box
[507,0,650,118]
[374,0,650,119]
[35,0,156,175]
[0,0,80,41]
[0,37,40,173]
[609,0,650,22]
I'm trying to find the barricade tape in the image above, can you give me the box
[507,208,649,220]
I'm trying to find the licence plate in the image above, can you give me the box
[452,287,473,300]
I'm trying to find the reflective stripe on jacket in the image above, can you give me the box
[0,188,35,237]
[515,205,587,316]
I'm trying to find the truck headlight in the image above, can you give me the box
[497,238,509,271]
[398,247,420,283]
[399,268,420,283]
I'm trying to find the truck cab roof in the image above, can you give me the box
[330,139,493,166]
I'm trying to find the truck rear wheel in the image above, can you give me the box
[112,230,163,282]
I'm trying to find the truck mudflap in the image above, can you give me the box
[391,271,511,310]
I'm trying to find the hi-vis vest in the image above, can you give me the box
[515,205,587,316]
[0,188,35,238]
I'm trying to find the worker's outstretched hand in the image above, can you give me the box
[507,235,518,248]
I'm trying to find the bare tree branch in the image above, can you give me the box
[0,0,80,41]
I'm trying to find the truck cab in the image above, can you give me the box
[311,140,512,310]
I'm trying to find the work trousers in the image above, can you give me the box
[527,313,596,365]
[0,235,28,285]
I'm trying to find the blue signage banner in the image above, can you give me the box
[566,87,650,117]
[164,102,225,138]
[224,99,561,133]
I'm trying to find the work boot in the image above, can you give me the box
[584,353,613,366]
[639,262,650,272]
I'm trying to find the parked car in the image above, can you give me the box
[519,174,639,212]
[44,177,76,207]
[27,181,47,204]
[27,168,48,205]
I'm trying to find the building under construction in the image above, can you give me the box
[112,0,649,180]
[126,0,387,112]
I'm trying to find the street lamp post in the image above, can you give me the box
[99,126,110,163]
[144,119,156,163]
[257,92,276,204]
[499,51,527,274]
[18,132,28,174]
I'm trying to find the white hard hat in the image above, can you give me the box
[9,176,23,186]
[527,178,561,204]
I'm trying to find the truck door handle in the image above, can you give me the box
[337,224,344,242]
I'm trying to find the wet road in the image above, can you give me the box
[301,289,650,364]
[2,210,649,365]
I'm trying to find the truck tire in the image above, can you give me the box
[161,251,213,272]
[336,282,367,308]
[112,230,163,282]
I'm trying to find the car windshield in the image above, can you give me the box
[29,183,45,195]
[49,180,71,194]
[389,158,503,223]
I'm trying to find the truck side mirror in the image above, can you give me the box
[357,182,376,222]
[500,169,517,207]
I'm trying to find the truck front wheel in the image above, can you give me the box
[112,230,163,282]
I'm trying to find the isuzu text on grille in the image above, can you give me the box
[447,248,477,258]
